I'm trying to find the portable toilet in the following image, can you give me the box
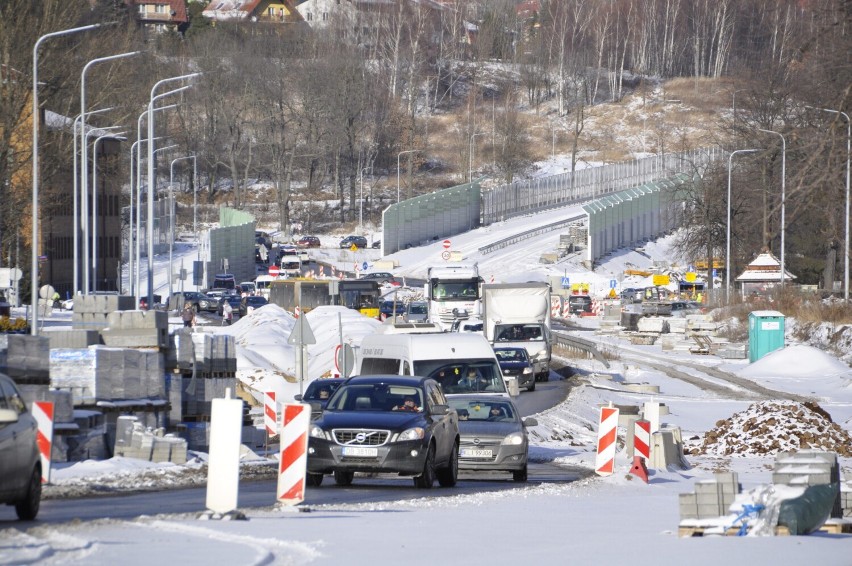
[748,310,785,362]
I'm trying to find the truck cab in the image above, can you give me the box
[425,264,482,331]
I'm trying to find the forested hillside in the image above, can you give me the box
[0,0,849,287]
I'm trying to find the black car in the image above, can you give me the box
[0,373,41,520]
[295,378,347,417]
[306,375,459,489]
[217,294,242,316]
[567,295,593,314]
[168,291,216,313]
[339,235,368,249]
[238,295,268,317]
[493,347,535,392]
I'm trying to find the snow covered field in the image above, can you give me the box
[2,172,851,564]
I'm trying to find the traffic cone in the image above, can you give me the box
[629,456,649,483]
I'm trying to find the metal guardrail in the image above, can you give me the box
[552,331,611,368]
[478,215,586,255]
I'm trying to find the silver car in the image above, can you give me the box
[447,395,537,482]
[0,373,41,520]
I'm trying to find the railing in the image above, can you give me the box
[478,215,586,255]
[552,331,611,368]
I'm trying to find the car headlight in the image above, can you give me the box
[396,427,425,442]
[522,367,532,374]
[309,425,327,439]
[501,432,524,446]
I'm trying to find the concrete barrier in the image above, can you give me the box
[650,425,690,470]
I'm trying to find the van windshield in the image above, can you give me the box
[413,359,505,394]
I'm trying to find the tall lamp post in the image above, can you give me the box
[726,149,760,300]
[80,51,139,294]
[147,73,200,308]
[91,130,127,292]
[469,132,487,183]
[169,155,196,299]
[757,128,787,285]
[72,106,112,295]
[137,144,178,305]
[31,23,101,336]
[809,107,850,300]
[359,166,371,232]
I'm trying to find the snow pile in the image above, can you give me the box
[691,401,852,457]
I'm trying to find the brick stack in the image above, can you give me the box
[101,310,169,349]
[113,416,187,464]
[679,472,741,520]
[0,334,50,383]
[72,295,135,331]
[772,450,842,518]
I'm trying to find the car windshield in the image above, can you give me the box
[414,360,506,394]
[326,383,423,412]
[495,324,544,342]
[494,348,528,362]
[430,279,479,301]
[448,399,517,422]
[409,303,427,314]
[303,381,342,401]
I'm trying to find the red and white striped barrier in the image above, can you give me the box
[562,301,572,318]
[590,299,601,316]
[594,406,620,476]
[264,391,278,438]
[634,419,651,460]
[33,401,54,484]
[277,403,311,506]
[550,296,562,318]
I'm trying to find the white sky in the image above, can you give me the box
[3,155,851,564]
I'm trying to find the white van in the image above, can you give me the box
[357,332,512,396]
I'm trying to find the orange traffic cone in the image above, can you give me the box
[629,456,649,483]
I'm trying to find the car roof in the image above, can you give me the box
[344,374,431,387]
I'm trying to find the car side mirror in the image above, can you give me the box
[431,404,450,416]
[523,417,538,427]
[309,401,323,413]
[0,408,20,424]
[293,394,302,401]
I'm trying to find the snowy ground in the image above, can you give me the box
[2,154,851,564]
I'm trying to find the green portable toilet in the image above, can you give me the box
[748,310,785,362]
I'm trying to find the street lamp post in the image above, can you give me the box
[80,52,139,295]
[169,155,196,299]
[726,149,760,301]
[359,166,371,231]
[147,74,200,308]
[137,144,178,304]
[758,128,787,286]
[129,134,166,298]
[809,107,851,300]
[469,132,487,184]
[91,130,126,292]
[72,106,112,296]
[31,23,101,335]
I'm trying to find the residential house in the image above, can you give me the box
[127,0,190,35]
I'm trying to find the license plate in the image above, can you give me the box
[460,448,492,458]
[341,446,378,457]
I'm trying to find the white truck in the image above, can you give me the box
[425,264,482,332]
[482,282,552,382]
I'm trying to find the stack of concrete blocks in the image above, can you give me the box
[637,317,668,334]
[772,450,842,518]
[43,328,102,349]
[598,302,622,333]
[207,334,237,374]
[685,317,717,337]
[101,310,169,350]
[181,373,237,420]
[843,473,852,518]
[114,416,187,463]
[0,334,50,382]
[72,294,135,331]
[679,472,741,520]
[658,334,695,353]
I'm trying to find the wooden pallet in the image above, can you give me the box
[679,522,851,537]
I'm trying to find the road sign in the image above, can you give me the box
[362,261,368,271]
[442,239,451,249]
[441,251,451,261]
[334,344,355,377]
[561,276,570,288]
[349,243,358,252]
[609,279,617,288]
[268,266,280,277]
[287,312,316,345]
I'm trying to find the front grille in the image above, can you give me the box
[333,429,390,446]
[460,438,501,448]
[501,369,520,376]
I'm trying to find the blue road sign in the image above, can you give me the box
[561,276,570,288]
[610,279,617,288]
[362,261,369,271]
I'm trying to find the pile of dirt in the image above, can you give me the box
[690,401,852,457]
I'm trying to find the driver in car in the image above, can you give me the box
[393,396,419,412]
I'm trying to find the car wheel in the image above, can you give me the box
[333,470,354,486]
[15,465,41,521]
[539,372,549,382]
[436,441,459,487]
[513,465,528,483]
[306,473,324,487]
[414,443,436,489]
[527,380,536,392]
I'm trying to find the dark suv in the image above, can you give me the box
[339,235,368,249]
[168,291,216,312]
[0,373,41,520]
[567,295,593,314]
[306,375,459,489]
